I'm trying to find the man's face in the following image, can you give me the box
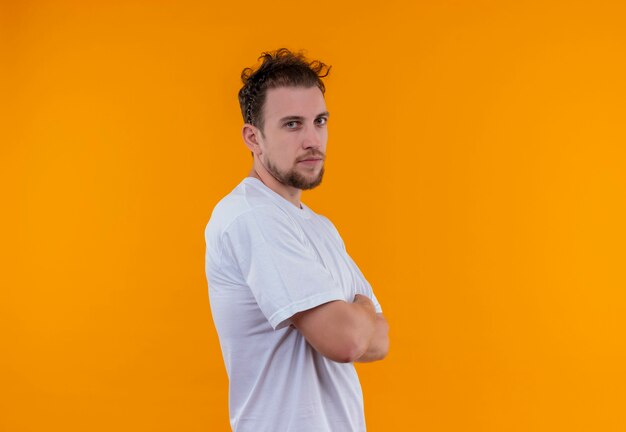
[256,86,329,190]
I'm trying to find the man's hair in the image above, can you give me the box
[238,48,331,133]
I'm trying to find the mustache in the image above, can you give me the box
[297,151,326,162]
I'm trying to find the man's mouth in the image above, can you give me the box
[297,152,325,164]
[298,158,322,165]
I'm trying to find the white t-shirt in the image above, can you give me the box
[204,177,382,432]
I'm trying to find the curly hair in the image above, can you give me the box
[238,48,331,133]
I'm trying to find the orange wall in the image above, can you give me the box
[2,1,625,431]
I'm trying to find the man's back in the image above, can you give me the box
[205,177,382,431]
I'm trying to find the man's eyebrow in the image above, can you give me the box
[278,112,330,123]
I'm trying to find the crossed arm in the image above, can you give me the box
[291,294,389,363]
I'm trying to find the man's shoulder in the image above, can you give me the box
[209,181,250,224]
[206,178,288,235]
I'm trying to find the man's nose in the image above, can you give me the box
[302,125,322,149]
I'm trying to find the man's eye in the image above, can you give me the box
[316,117,328,126]
[285,121,299,128]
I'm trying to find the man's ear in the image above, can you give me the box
[242,124,262,155]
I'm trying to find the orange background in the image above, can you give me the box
[2,1,626,431]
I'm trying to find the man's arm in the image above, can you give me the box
[291,294,377,363]
[354,313,389,362]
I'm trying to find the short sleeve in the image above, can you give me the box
[352,265,383,314]
[223,206,347,330]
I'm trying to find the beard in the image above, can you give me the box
[264,156,325,190]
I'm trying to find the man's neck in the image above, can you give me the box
[248,167,302,209]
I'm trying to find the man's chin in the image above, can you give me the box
[270,164,325,190]
[299,173,324,190]
[285,174,322,190]
[299,182,322,190]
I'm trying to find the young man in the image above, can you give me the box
[204,48,389,431]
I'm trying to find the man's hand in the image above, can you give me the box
[352,293,377,319]
[354,312,389,362]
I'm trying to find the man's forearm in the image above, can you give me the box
[292,294,377,363]
[355,313,389,363]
